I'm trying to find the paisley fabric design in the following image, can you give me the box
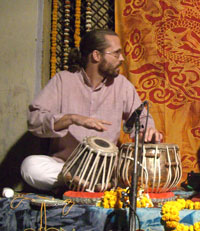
[116,0,200,182]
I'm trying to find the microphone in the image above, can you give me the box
[123,100,148,134]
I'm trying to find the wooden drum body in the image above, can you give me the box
[62,136,118,192]
[118,143,182,193]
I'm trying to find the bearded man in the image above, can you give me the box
[21,29,162,191]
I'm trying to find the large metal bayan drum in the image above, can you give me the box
[62,136,118,192]
[118,143,182,193]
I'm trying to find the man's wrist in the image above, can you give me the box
[69,114,77,125]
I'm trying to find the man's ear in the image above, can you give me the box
[91,50,102,62]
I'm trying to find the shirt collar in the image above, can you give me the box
[80,68,106,91]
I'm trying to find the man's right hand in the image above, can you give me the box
[54,114,112,132]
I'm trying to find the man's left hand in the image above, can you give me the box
[143,127,163,143]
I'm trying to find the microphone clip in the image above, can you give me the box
[123,101,148,134]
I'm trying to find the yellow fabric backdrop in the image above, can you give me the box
[115,0,200,182]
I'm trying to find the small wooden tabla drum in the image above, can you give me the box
[118,143,182,193]
[62,136,118,192]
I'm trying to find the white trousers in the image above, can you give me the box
[20,155,65,191]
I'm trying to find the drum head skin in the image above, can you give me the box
[87,136,118,154]
[30,198,67,207]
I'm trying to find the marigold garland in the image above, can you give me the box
[50,0,93,73]
[162,199,200,230]
[50,0,58,77]
[74,0,81,48]
[97,187,153,209]
[99,190,200,230]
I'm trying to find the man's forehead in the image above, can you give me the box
[105,34,119,41]
[105,34,121,48]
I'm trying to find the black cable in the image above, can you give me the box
[132,101,149,230]
[121,101,150,230]
[121,190,141,231]
[141,101,149,150]
[129,101,149,231]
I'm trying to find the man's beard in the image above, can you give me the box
[98,58,121,79]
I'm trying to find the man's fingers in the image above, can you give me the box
[85,118,112,131]
[95,120,112,131]
[101,120,112,125]
[144,128,163,143]
[145,128,154,142]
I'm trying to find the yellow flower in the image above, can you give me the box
[166,221,179,228]
[194,202,200,210]
[99,188,153,209]
[103,203,110,209]
[137,201,141,208]
[189,225,194,231]
[162,213,171,221]
[162,199,200,231]
[194,222,200,231]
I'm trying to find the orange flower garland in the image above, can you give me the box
[74,0,81,48]
[51,0,92,72]
[97,188,153,209]
[50,0,58,77]
[162,199,200,230]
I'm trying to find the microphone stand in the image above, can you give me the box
[129,113,140,231]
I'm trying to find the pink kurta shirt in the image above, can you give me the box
[28,69,155,161]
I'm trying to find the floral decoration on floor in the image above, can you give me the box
[162,199,200,231]
[96,187,153,209]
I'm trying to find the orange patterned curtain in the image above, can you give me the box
[115,0,200,182]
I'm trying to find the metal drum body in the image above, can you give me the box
[118,143,182,193]
[62,136,118,192]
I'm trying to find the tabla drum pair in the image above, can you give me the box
[62,136,182,193]
[117,143,182,193]
[62,136,118,192]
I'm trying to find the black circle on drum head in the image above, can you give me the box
[94,138,110,148]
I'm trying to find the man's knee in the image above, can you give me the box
[21,155,41,178]
[20,155,64,191]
